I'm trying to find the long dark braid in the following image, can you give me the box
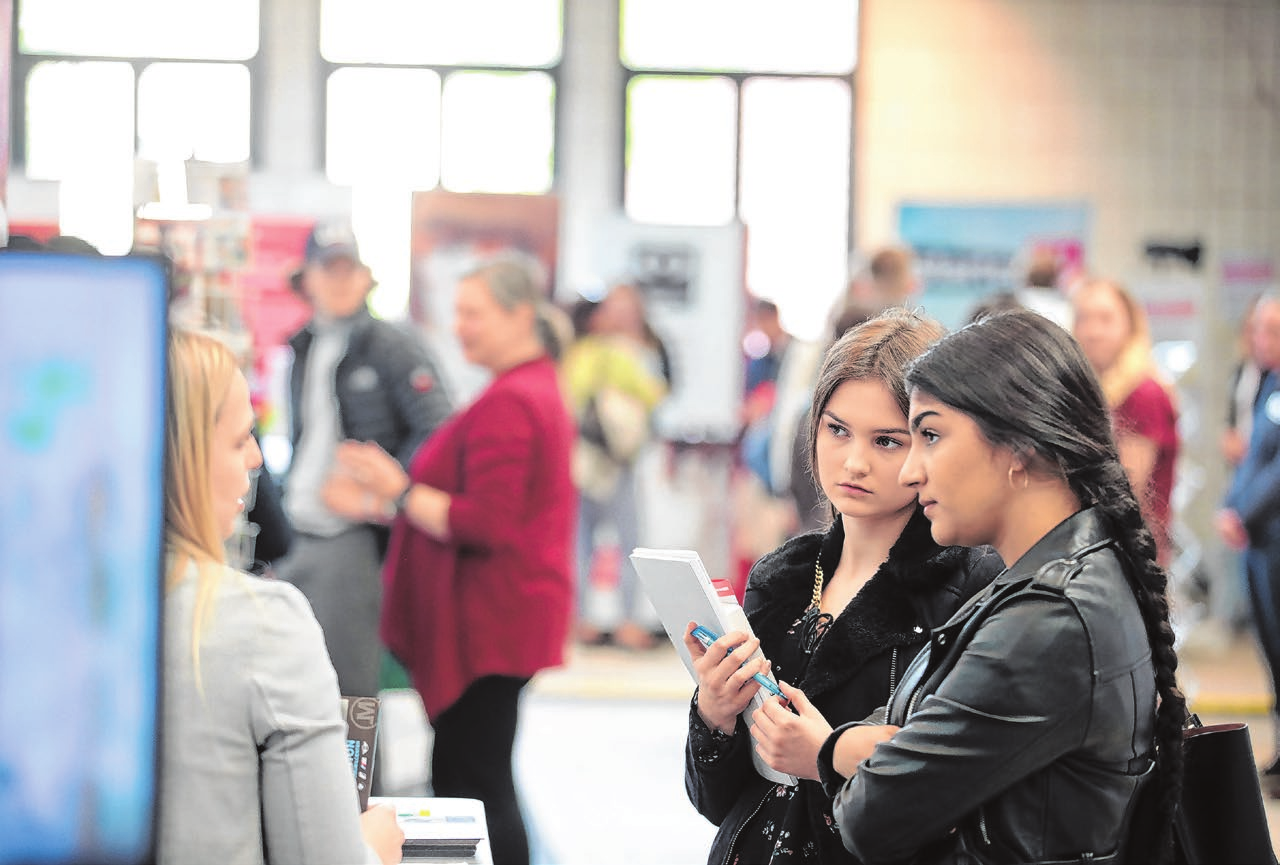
[1077,462,1185,860]
[906,310,1185,862]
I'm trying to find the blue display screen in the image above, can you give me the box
[0,252,167,865]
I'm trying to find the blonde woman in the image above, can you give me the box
[1072,279,1180,564]
[158,329,402,865]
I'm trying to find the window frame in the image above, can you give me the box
[619,63,857,249]
[9,8,266,171]
[316,11,566,193]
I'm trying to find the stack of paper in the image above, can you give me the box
[369,797,487,860]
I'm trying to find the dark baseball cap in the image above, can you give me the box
[304,218,362,266]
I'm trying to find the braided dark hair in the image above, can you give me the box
[905,309,1185,862]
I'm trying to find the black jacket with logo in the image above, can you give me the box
[287,307,451,469]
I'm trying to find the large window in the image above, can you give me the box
[320,0,562,318]
[15,0,259,253]
[625,76,738,226]
[320,0,561,195]
[325,67,442,189]
[621,0,857,339]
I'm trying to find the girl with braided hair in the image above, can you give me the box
[817,309,1185,864]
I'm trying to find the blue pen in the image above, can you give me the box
[691,624,788,701]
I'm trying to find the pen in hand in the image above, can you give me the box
[691,624,789,703]
[750,670,788,701]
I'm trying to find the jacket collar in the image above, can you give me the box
[999,507,1111,582]
[290,306,375,354]
[750,507,970,700]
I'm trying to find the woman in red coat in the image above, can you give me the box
[326,254,575,865]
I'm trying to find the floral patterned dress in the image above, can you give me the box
[727,609,843,864]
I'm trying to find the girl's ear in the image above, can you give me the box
[1003,447,1035,487]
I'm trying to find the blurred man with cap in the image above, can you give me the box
[277,218,451,701]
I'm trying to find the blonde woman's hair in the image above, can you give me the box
[165,329,239,690]
[1077,278,1171,408]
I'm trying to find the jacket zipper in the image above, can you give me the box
[723,786,775,865]
[895,640,930,721]
[906,679,923,718]
[978,807,990,845]
[888,646,899,695]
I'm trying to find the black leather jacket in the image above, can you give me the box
[821,508,1158,865]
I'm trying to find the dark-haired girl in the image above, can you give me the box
[818,309,1185,864]
[683,308,1002,865]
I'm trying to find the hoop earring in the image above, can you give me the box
[1008,465,1030,491]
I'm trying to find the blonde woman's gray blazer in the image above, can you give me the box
[158,563,379,865]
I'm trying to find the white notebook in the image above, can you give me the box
[630,547,798,786]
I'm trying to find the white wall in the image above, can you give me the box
[857,0,1279,280]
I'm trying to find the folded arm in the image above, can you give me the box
[831,597,1093,864]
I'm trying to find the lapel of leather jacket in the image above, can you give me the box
[888,574,1031,725]
[889,536,1114,725]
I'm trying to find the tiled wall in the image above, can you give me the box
[857,0,1279,284]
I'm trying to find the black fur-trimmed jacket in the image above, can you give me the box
[684,509,1002,865]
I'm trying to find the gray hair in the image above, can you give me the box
[463,251,548,311]
[463,251,564,358]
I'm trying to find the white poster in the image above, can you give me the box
[587,216,746,444]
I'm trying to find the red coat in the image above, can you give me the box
[381,357,576,719]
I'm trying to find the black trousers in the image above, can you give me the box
[430,675,532,865]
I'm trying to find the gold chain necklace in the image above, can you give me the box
[801,559,832,654]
